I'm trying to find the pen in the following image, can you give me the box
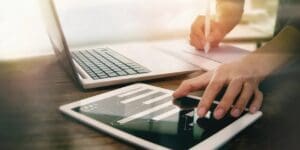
[204,0,211,54]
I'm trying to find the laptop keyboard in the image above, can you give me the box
[72,48,150,80]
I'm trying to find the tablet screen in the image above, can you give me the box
[73,89,244,149]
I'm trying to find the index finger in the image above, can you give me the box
[173,72,212,99]
[197,74,226,118]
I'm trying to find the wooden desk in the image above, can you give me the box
[0,55,299,149]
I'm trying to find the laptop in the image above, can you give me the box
[39,0,249,89]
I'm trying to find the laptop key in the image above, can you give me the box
[99,75,109,79]
[108,73,118,77]
[116,71,127,76]
[126,70,137,75]
[137,70,149,73]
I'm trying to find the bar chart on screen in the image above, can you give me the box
[78,86,179,125]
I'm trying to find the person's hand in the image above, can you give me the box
[173,60,265,119]
[190,16,227,50]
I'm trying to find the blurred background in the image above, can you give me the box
[0,0,278,60]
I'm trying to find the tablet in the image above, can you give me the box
[60,83,262,150]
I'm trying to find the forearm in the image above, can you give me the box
[243,26,300,79]
[216,0,245,34]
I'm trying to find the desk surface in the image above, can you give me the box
[0,55,299,150]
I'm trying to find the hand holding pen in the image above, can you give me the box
[189,1,227,52]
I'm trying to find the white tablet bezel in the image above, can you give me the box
[59,83,262,150]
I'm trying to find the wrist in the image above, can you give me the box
[216,0,244,35]
[240,54,274,81]
[217,21,233,36]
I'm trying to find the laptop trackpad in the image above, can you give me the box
[111,44,198,72]
[152,39,250,70]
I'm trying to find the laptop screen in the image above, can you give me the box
[39,0,80,85]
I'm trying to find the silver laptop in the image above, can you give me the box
[39,0,200,89]
[39,0,248,89]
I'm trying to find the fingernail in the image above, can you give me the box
[172,91,185,99]
[172,93,179,99]
[250,106,257,113]
[231,108,241,117]
[214,108,224,119]
[198,107,207,118]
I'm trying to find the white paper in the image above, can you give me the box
[152,39,250,70]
